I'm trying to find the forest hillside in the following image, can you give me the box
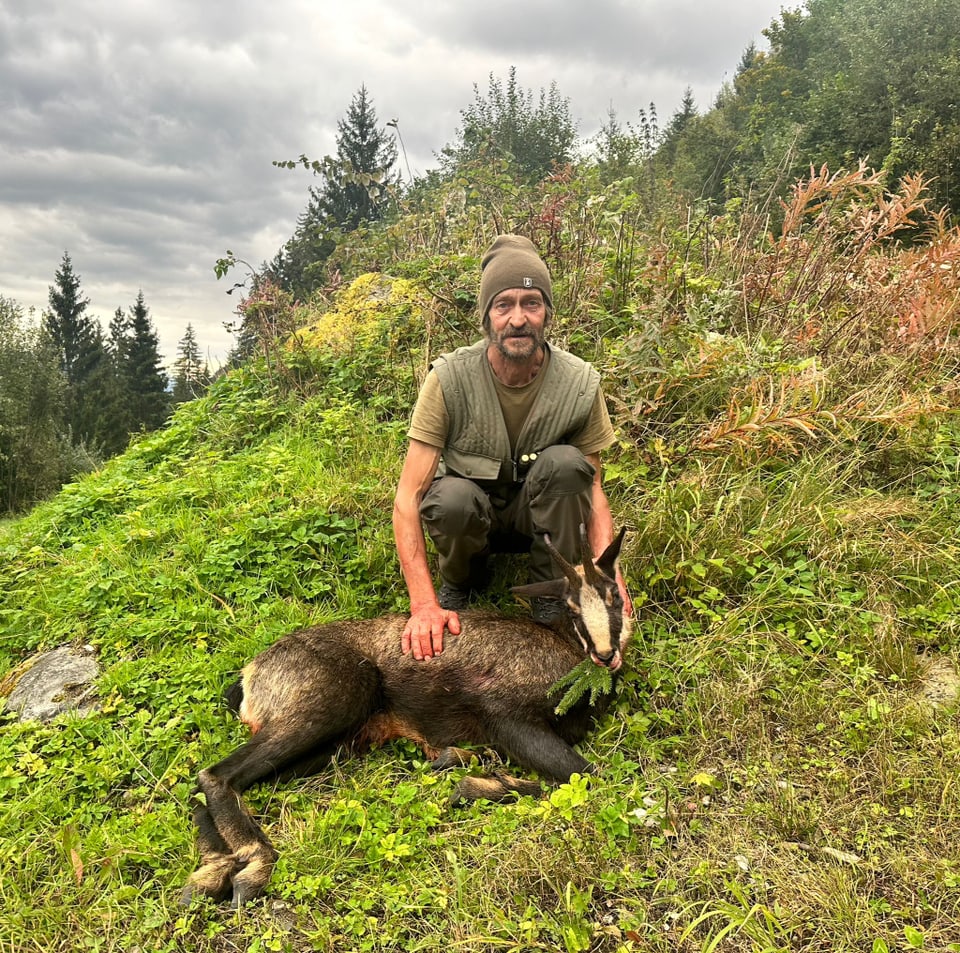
[1,156,960,952]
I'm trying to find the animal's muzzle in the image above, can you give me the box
[591,649,621,670]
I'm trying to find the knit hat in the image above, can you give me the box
[479,234,553,320]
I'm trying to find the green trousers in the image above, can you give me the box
[419,445,595,586]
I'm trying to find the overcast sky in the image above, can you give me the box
[0,0,788,369]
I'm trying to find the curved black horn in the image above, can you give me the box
[543,533,582,588]
[579,524,600,584]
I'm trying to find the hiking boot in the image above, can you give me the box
[437,582,470,611]
[531,597,564,626]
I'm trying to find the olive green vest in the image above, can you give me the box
[431,340,600,484]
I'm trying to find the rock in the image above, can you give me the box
[918,653,960,709]
[3,645,100,722]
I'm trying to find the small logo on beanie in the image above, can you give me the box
[523,277,533,288]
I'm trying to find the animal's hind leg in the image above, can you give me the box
[430,746,487,771]
[188,663,381,904]
[180,799,239,906]
[182,735,283,907]
[185,639,382,905]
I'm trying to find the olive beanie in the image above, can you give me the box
[479,234,553,320]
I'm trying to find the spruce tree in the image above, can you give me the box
[172,323,209,404]
[123,291,170,432]
[44,252,109,445]
[318,84,399,229]
[97,307,136,456]
[45,252,98,386]
[273,85,398,298]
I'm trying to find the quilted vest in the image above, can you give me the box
[431,340,600,484]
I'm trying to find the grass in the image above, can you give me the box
[2,166,960,951]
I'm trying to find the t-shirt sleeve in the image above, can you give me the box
[407,370,449,448]
[571,387,616,457]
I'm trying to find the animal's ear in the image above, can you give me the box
[511,579,568,600]
[595,527,627,578]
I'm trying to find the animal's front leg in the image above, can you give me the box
[449,722,592,804]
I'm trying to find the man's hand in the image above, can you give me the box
[402,603,461,660]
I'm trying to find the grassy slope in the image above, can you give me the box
[2,191,960,951]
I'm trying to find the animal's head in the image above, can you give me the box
[512,526,631,670]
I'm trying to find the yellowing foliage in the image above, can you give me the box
[294,273,426,356]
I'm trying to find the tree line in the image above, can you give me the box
[0,254,210,512]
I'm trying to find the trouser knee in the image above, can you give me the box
[522,446,595,581]
[420,477,492,585]
[420,477,492,538]
[524,445,595,499]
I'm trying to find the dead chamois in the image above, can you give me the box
[182,528,630,906]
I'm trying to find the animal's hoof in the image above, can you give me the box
[230,882,262,908]
[431,746,473,771]
[179,885,196,907]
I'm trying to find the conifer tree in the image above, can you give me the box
[172,323,209,404]
[317,84,399,229]
[44,252,109,444]
[123,291,170,432]
[96,307,136,456]
[273,85,398,298]
[45,252,98,386]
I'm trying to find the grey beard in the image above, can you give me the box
[491,329,545,362]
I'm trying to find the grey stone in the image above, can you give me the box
[4,646,100,722]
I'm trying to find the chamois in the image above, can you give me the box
[182,528,629,907]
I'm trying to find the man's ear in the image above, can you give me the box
[511,579,567,600]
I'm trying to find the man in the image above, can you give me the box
[393,234,631,661]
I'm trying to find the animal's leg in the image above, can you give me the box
[452,722,591,803]
[430,746,483,770]
[179,799,239,905]
[185,653,381,906]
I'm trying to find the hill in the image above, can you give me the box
[1,165,959,952]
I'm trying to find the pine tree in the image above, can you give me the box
[44,252,109,445]
[172,323,209,404]
[318,84,399,229]
[123,291,170,432]
[108,306,131,366]
[95,307,136,456]
[273,86,398,298]
[45,252,98,386]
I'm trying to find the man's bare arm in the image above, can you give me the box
[585,452,633,616]
[393,439,461,659]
